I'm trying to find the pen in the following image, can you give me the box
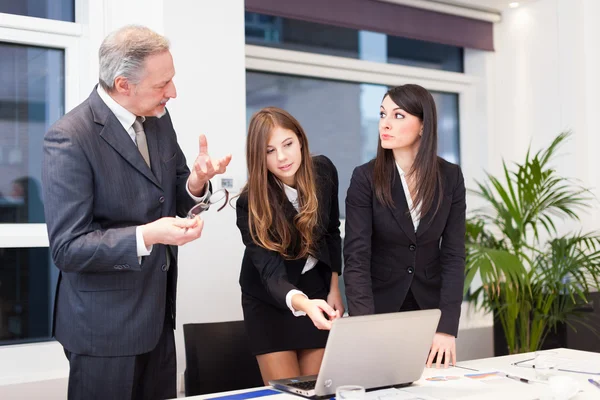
[451,364,478,372]
[589,378,600,390]
[504,373,533,384]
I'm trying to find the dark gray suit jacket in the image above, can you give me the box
[42,87,197,356]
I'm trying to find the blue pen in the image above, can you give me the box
[589,378,600,390]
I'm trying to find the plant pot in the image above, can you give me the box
[492,293,600,356]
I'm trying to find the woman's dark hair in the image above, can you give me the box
[374,84,443,219]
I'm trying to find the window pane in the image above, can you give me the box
[246,71,461,217]
[0,247,56,344]
[0,0,75,22]
[245,12,463,73]
[387,37,463,72]
[0,42,64,224]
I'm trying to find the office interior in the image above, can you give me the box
[1,0,600,398]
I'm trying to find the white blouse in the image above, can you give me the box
[283,183,318,274]
[395,163,421,232]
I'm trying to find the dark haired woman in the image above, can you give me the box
[343,84,466,368]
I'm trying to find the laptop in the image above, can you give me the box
[270,309,441,398]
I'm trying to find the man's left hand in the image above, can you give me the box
[188,134,232,196]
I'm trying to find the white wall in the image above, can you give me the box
[487,0,600,233]
[162,0,248,388]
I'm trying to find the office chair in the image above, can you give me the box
[183,321,264,396]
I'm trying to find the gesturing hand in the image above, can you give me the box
[188,134,232,196]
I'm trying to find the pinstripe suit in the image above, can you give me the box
[42,87,197,399]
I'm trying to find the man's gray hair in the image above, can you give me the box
[98,25,170,92]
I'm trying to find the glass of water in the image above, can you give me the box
[534,351,558,381]
[336,385,365,400]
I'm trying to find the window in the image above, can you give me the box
[0,43,64,224]
[0,247,56,344]
[0,42,65,344]
[246,71,460,217]
[0,0,75,22]
[245,12,464,72]
[0,5,79,346]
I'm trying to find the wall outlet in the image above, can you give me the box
[221,177,234,190]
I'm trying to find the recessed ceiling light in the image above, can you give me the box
[509,2,520,7]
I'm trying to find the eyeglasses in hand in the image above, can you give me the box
[186,188,229,218]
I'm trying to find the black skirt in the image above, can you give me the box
[242,265,330,356]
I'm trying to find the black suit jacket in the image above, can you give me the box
[237,155,342,309]
[42,87,197,356]
[343,157,466,336]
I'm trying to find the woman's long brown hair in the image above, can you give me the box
[242,107,318,259]
[374,84,443,219]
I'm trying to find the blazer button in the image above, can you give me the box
[407,266,414,274]
[409,244,416,251]
[161,264,168,272]
[159,196,165,203]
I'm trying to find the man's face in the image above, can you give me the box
[128,50,177,117]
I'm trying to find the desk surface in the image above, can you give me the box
[183,348,600,400]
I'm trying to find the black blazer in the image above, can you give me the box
[236,155,342,309]
[343,157,466,336]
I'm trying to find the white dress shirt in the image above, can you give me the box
[395,163,421,232]
[282,183,319,316]
[96,86,207,260]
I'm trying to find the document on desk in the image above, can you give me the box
[399,371,548,400]
[363,388,439,400]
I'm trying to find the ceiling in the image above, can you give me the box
[436,0,539,12]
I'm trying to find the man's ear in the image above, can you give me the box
[113,76,131,95]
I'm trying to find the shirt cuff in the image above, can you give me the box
[286,290,307,317]
[187,179,210,202]
[136,226,152,261]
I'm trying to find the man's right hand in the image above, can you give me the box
[141,216,204,247]
[292,294,340,330]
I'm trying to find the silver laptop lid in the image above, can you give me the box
[314,309,441,396]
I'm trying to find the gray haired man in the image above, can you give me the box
[42,25,231,399]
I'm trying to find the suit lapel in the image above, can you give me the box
[416,187,448,238]
[144,117,163,185]
[89,87,162,189]
[390,169,417,243]
[98,117,162,189]
[416,198,434,238]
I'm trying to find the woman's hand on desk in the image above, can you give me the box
[292,295,339,330]
[426,333,456,369]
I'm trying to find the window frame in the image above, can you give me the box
[245,43,484,225]
[0,10,82,248]
[0,3,86,354]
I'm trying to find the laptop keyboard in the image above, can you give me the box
[287,380,317,390]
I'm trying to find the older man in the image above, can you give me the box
[42,25,231,399]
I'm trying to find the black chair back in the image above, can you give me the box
[183,321,264,396]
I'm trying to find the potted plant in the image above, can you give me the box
[464,132,600,355]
